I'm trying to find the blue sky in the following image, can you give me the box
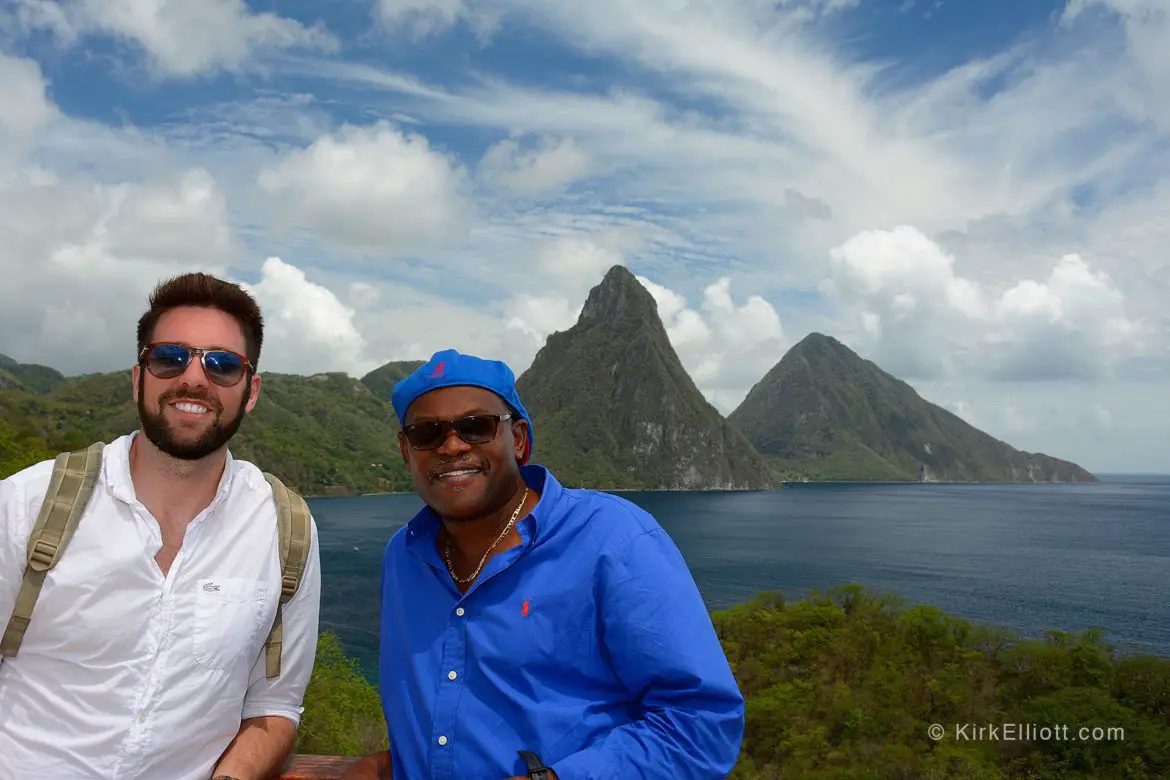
[0,0,1166,473]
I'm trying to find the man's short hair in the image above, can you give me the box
[136,273,265,366]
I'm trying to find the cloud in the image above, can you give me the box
[243,258,377,377]
[531,235,631,295]
[0,54,57,149]
[373,0,500,39]
[0,166,238,373]
[490,236,627,359]
[638,274,787,411]
[257,121,471,252]
[1062,0,1170,129]
[310,0,1167,287]
[14,0,337,78]
[478,135,591,194]
[503,295,582,345]
[825,225,1144,382]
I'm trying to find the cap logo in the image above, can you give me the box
[428,361,446,378]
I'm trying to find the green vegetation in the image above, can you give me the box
[516,265,774,490]
[0,415,53,477]
[297,587,1170,779]
[296,633,388,757]
[729,334,1097,483]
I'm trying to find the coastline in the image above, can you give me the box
[302,476,1109,500]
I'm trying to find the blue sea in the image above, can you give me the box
[309,475,1170,679]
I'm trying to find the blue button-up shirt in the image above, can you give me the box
[378,465,745,779]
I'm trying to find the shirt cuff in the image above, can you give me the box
[240,702,303,727]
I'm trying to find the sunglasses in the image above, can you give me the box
[402,413,512,450]
[139,343,251,388]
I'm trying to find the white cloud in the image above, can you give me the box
[1063,0,1170,129]
[0,166,238,373]
[478,135,591,194]
[531,235,629,295]
[826,225,1144,381]
[349,282,382,309]
[373,0,499,39]
[257,121,471,252]
[310,0,1168,294]
[503,295,581,345]
[243,258,376,377]
[638,274,787,411]
[0,54,56,148]
[104,169,237,265]
[345,279,539,377]
[15,0,337,78]
[492,236,626,357]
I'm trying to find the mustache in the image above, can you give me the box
[160,389,222,413]
[429,458,486,481]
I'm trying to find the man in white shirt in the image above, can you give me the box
[0,272,321,780]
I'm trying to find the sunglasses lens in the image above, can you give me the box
[456,415,499,443]
[406,422,445,449]
[146,344,191,378]
[145,344,246,386]
[404,416,502,449]
[203,351,245,386]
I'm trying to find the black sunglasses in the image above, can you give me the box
[139,343,251,388]
[402,413,512,450]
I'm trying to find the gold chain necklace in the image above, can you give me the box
[444,487,529,585]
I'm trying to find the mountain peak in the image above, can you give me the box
[730,334,1096,483]
[516,265,773,490]
[0,352,67,394]
[578,264,659,324]
[792,332,851,357]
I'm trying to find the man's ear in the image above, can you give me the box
[512,420,529,464]
[131,364,141,403]
[243,372,262,413]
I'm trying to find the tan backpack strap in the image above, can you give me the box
[1,442,104,658]
[262,472,311,678]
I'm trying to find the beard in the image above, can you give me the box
[138,381,249,461]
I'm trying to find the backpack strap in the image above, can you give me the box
[1,442,105,658]
[262,472,311,679]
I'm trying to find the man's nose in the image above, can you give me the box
[436,426,471,456]
[179,353,212,387]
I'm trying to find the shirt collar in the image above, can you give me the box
[105,431,238,510]
[404,464,566,554]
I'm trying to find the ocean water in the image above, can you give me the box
[309,475,1170,679]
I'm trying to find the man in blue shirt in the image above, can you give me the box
[344,349,745,780]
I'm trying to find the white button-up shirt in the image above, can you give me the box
[0,433,321,780]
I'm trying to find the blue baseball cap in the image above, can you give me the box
[390,349,534,464]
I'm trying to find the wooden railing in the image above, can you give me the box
[279,755,359,779]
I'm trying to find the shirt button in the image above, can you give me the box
[447,670,457,680]
[455,607,465,617]
[438,736,448,746]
